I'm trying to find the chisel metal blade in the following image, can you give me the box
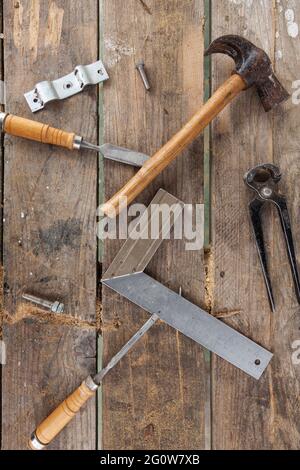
[93,313,159,385]
[103,272,273,380]
[81,141,149,167]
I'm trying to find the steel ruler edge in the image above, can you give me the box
[103,272,272,380]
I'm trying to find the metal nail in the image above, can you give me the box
[136,61,151,91]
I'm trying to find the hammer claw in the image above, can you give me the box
[205,34,290,111]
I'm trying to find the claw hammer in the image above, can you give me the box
[101,35,289,216]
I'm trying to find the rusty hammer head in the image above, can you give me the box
[205,35,289,112]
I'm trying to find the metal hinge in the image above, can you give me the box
[24,60,109,112]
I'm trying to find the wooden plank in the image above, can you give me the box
[101,0,207,450]
[2,0,97,450]
[0,2,3,450]
[203,0,211,249]
[0,4,3,243]
[270,0,300,449]
[211,0,300,449]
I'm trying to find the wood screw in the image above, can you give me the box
[22,293,64,313]
[136,61,151,91]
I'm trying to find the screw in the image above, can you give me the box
[136,61,151,91]
[261,187,273,198]
[64,81,73,90]
[22,293,64,313]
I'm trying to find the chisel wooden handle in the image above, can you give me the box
[3,114,76,150]
[29,377,97,450]
[102,74,246,216]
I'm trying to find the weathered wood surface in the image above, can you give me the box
[2,0,97,450]
[211,0,300,449]
[0,3,3,451]
[101,0,207,450]
[271,0,300,449]
[2,0,300,451]
[0,7,3,252]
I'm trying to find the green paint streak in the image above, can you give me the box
[97,0,104,451]
[204,0,212,250]
[98,0,105,264]
[97,333,103,450]
[203,0,212,452]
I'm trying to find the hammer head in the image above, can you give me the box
[205,35,290,112]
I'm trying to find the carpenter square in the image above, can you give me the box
[101,189,272,381]
[29,190,272,450]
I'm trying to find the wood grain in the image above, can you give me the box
[0,6,3,253]
[270,0,300,449]
[2,0,97,450]
[3,0,298,451]
[101,0,206,450]
[0,3,3,451]
[211,0,300,450]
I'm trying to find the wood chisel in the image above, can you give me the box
[29,313,159,450]
[29,287,182,450]
[0,112,149,166]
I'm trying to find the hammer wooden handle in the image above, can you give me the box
[102,74,246,216]
[3,114,76,150]
[29,378,97,450]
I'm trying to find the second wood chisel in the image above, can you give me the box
[0,112,149,166]
[29,313,159,450]
[0,111,95,151]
